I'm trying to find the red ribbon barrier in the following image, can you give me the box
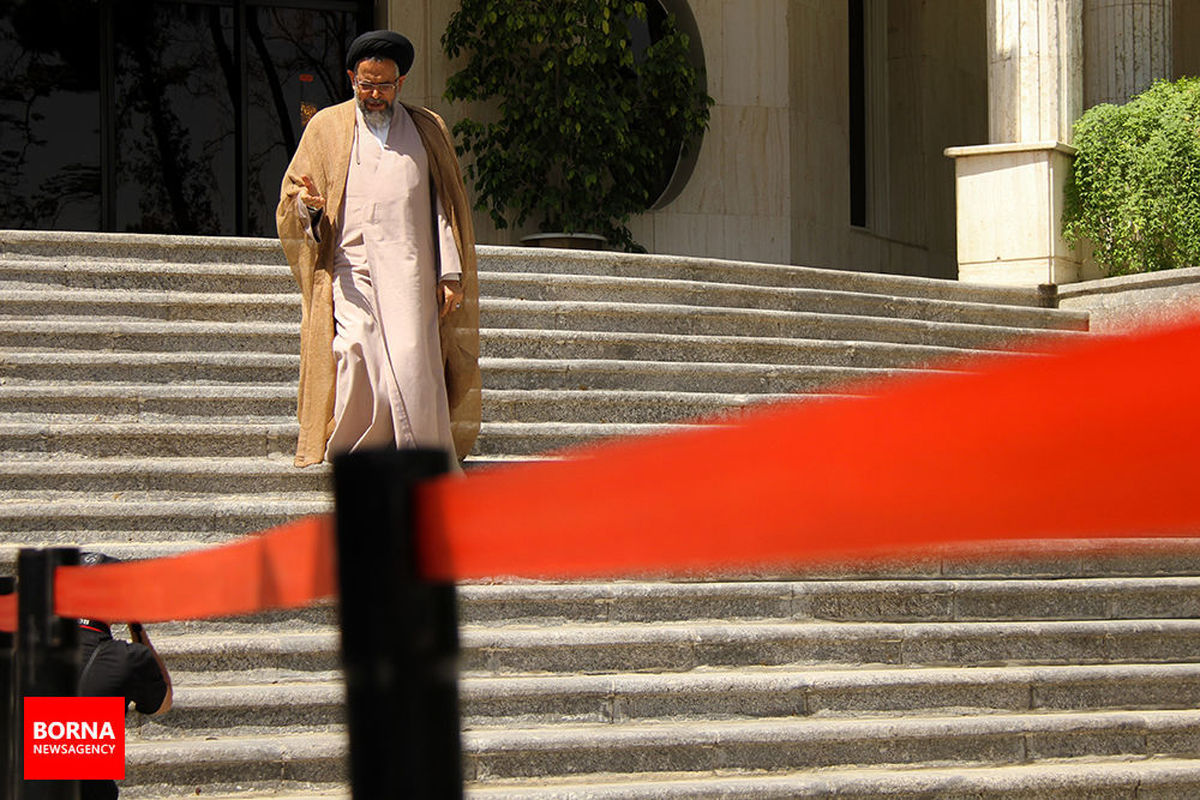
[57,514,337,623]
[416,317,1200,580]
[0,515,336,632]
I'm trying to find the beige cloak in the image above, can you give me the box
[277,99,481,468]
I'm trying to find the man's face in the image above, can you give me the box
[349,58,404,117]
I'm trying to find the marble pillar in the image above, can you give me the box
[950,0,1091,286]
[987,0,1083,145]
[1084,0,1173,107]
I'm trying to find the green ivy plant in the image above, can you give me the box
[442,0,713,251]
[1064,77,1200,275]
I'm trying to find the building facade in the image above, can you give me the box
[313,0,1200,280]
[2,1,1195,281]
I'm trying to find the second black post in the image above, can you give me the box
[333,448,462,799]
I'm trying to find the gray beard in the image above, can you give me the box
[358,98,392,131]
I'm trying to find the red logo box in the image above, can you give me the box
[24,696,125,780]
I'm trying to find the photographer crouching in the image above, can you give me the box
[76,552,173,800]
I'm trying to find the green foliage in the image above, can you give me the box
[1064,77,1200,275]
[442,0,713,251]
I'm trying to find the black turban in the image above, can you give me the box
[346,30,415,76]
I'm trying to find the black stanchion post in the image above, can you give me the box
[333,448,461,800]
[1,576,15,800]
[16,548,81,800]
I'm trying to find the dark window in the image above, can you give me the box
[0,0,103,230]
[848,0,867,228]
[0,0,370,237]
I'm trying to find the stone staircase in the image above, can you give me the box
[5,229,1200,797]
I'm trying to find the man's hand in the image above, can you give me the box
[299,175,325,210]
[129,621,173,715]
[438,279,464,319]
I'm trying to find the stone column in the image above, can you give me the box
[987,0,1083,145]
[947,0,1092,286]
[1084,0,1173,108]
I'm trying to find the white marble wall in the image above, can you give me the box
[1084,0,1173,107]
[627,0,792,264]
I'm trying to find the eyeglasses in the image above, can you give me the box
[354,78,400,93]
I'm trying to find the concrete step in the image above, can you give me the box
[0,383,801,426]
[482,272,1088,330]
[0,288,301,323]
[120,712,1200,791]
[119,757,1200,800]
[458,618,1200,673]
[481,388,805,424]
[114,710,1200,793]
[0,307,1080,359]
[0,384,297,423]
[146,662,1200,741]
[459,662,1200,725]
[117,575,1200,630]
[0,456,326,495]
[0,256,292,294]
[0,495,329,534]
[0,230,286,265]
[0,537,243,565]
[1,319,1034,374]
[4,574,1197,628]
[150,631,340,674]
[0,350,299,383]
[0,348,953,394]
[0,319,300,354]
[460,709,1200,780]
[127,791,346,800]
[478,357,954,393]
[478,328,1036,368]
[478,247,1050,307]
[123,731,344,793]
[0,418,687,461]
[0,274,1086,332]
[455,578,1200,625]
[0,421,299,459]
[0,306,1080,359]
[144,605,338,637]
[461,758,1200,799]
[139,618,1200,676]
[478,299,1085,349]
[134,682,346,740]
[0,418,709,462]
[0,232,1045,307]
[472,421,695,455]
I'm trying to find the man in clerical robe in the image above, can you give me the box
[277,30,481,469]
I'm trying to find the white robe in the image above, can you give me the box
[322,103,463,467]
